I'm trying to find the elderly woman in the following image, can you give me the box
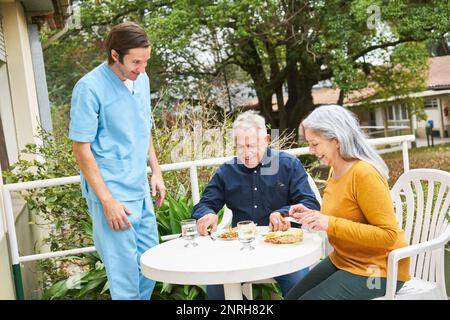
[286,105,410,300]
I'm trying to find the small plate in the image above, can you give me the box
[213,229,238,240]
[214,226,266,240]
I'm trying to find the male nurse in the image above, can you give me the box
[69,22,165,300]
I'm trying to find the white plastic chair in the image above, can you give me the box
[375,169,450,300]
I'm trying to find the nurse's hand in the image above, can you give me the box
[151,173,166,208]
[101,198,132,231]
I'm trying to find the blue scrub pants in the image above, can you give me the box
[86,196,159,300]
[206,267,309,300]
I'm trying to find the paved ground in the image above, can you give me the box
[415,137,450,147]
[376,136,450,155]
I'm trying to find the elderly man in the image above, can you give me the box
[191,110,320,300]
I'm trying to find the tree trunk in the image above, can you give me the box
[276,87,286,133]
[338,89,345,105]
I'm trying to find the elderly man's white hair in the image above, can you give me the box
[232,110,267,137]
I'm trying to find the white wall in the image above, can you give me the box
[0,62,19,164]
[416,96,448,138]
[0,162,16,299]
[369,96,450,138]
[0,0,45,300]
[375,107,384,127]
[1,1,42,155]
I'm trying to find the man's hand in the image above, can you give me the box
[196,213,218,236]
[101,198,132,231]
[269,212,291,231]
[151,173,166,208]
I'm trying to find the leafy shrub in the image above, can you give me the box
[3,127,212,299]
[5,101,290,300]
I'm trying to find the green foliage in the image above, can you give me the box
[3,128,91,253]
[150,102,235,199]
[40,194,209,300]
[41,0,171,107]
[152,282,206,300]
[252,283,282,300]
[3,125,215,300]
[42,0,450,139]
[5,115,285,299]
[42,253,110,300]
[143,0,448,132]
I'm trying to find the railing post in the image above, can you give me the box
[189,165,200,205]
[402,141,410,173]
[2,188,24,300]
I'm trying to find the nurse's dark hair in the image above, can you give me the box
[105,21,150,64]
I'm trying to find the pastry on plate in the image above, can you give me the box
[264,229,303,244]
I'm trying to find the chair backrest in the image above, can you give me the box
[390,169,450,282]
[307,173,322,206]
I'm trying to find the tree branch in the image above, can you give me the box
[351,37,423,61]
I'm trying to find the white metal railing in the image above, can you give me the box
[2,134,415,299]
[360,125,411,137]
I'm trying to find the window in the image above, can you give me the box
[388,104,409,121]
[424,98,438,109]
[388,106,394,121]
[369,110,376,126]
[401,104,408,119]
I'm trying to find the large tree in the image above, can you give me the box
[43,0,450,139]
[145,0,449,137]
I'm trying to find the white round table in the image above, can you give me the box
[140,227,323,299]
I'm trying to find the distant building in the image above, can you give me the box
[238,56,450,138]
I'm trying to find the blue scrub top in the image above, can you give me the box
[69,62,152,202]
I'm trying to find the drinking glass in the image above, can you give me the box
[181,219,198,248]
[237,220,256,251]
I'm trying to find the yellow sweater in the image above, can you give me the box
[323,160,410,282]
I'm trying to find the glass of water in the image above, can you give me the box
[237,220,256,251]
[181,219,198,248]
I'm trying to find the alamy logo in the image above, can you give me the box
[66,2,82,30]
[366,264,382,290]
[366,4,381,30]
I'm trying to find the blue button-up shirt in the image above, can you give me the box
[192,148,320,227]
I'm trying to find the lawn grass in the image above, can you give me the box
[382,142,450,187]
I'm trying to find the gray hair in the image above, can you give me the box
[233,110,267,137]
[301,105,389,180]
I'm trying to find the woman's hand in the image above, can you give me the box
[294,210,329,232]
